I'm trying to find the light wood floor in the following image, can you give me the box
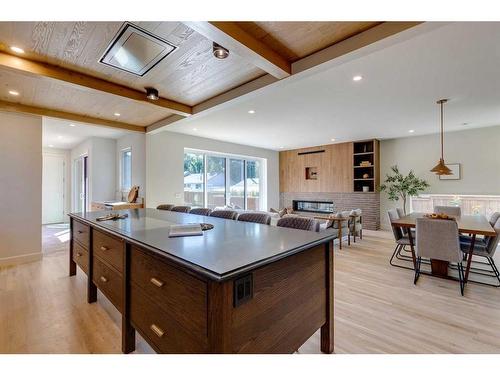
[1,228,499,353]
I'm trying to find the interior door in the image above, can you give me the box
[74,155,89,212]
[42,154,65,224]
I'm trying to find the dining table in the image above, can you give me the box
[391,212,496,280]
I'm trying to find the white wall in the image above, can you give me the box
[380,125,500,228]
[146,131,279,210]
[70,137,116,210]
[0,112,42,266]
[116,133,146,201]
[42,147,71,223]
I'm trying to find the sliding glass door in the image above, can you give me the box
[183,150,265,211]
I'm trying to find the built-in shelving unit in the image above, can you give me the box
[352,139,380,192]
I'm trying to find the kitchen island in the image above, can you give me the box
[69,208,335,354]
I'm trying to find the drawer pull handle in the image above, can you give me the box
[150,324,164,338]
[150,277,164,288]
[100,246,108,251]
[100,276,108,283]
[76,252,82,257]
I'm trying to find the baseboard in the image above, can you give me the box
[0,252,43,267]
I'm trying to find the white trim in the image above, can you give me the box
[0,252,42,267]
[120,147,132,195]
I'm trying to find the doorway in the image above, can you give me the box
[42,153,66,224]
[74,155,89,212]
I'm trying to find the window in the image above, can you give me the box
[183,149,266,210]
[184,152,204,207]
[121,149,132,192]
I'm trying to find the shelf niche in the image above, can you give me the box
[353,140,379,192]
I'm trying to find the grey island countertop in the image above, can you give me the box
[69,208,336,281]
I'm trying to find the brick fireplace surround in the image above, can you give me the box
[280,192,380,230]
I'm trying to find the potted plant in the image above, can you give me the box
[379,165,430,215]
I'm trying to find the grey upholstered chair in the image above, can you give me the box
[237,212,271,225]
[415,218,466,295]
[277,216,320,232]
[459,214,500,286]
[434,205,461,216]
[157,204,175,211]
[326,211,351,249]
[209,210,238,220]
[189,207,212,216]
[388,209,414,269]
[396,207,411,235]
[348,209,363,242]
[171,205,191,213]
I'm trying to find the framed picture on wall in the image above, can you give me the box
[439,163,461,180]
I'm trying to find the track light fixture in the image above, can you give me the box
[146,87,159,101]
[213,42,229,59]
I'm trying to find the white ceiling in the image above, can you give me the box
[163,22,500,150]
[42,117,130,149]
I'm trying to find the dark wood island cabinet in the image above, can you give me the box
[69,208,335,354]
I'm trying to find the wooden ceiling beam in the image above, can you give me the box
[0,52,192,116]
[0,100,145,133]
[184,21,291,79]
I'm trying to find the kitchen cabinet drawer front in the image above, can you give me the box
[93,229,124,273]
[73,242,89,274]
[92,257,123,312]
[130,284,207,353]
[73,220,90,249]
[130,247,207,338]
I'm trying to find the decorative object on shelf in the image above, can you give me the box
[439,163,461,180]
[430,99,453,176]
[362,173,370,179]
[362,186,370,192]
[305,167,318,180]
[379,165,430,215]
[127,185,139,203]
[360,161,372,167]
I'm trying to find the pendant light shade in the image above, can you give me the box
[430,99,453,175]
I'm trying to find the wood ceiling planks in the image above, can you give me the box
[236,22,382,62]
[0,21,265,106]
[0,68,171,126]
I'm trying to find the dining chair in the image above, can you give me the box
[388,209,414,269]
[434,205,461,216]
[415,218,466,295]
[209,210,238,220]
[459,214,500,286]
[171,205,191,213]
[237,212,271,225]
[156,204,175,211]
[277,216,320,232]
[189,208,212,216]
[396,208,412,235]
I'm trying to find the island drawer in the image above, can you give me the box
[72,242,89,275]
[130,284,207,353]
[93,229,124,273]
[92,257,123,312]
[130,247,207,339]
[73,220,89,249]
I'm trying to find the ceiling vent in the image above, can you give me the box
[99,22,177,76]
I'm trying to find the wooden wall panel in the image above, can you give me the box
[279,142,353,193]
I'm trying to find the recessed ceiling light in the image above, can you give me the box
[193,128,198,131]
[48,144,54,148]
[461,122,469,126]
[331,138,336,142]
[8,90,19,96]
[69,123,76,127]
[57,135,63,139]
[279,146,284,149]
[408,129,415,133]
[114,112,121,117]
[248,110,255,114]
[10,46,25,54]
[146,87,159,100]
[352,75,363,81]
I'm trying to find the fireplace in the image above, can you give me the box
[292,200,334,214]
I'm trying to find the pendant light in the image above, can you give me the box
[430,99,453,175]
